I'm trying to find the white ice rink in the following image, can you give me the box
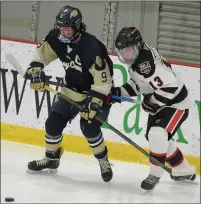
[1,140,200,203]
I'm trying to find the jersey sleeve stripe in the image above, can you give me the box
[122,83,137,96]
[153,92,172,105]
[160,87,178,94]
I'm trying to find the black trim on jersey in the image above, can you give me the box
[122,83,137,96]
[160,87,178,94]
[154,85,188,106]
[171,85,188,105]
[153,92,172,105]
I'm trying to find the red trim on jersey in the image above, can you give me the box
[171,156,184,167]
[166,148,179,161]
[166,110,184,134]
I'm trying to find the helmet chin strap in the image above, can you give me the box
[58,31,81,44]
[58,34,72,43]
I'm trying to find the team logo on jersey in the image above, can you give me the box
[139,61,151,74]
[62,55,82,72]
[95,56,102,67]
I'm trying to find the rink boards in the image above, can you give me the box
[1,37,200,175]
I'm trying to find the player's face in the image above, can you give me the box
[116,46,139,65]
[60,27,75,39]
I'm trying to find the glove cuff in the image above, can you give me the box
[29,62,44,69]
[91,97,103,107]
[26,62,44,75]
[111,87,121,96]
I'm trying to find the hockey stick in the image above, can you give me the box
[4,53,141,104]
[5,53,195,177]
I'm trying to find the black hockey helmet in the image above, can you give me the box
[115,27,143,65]
[55,5,82,29]
[55,5,86,43]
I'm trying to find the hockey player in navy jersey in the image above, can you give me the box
[25,5,114,182]
[112,27,196,190]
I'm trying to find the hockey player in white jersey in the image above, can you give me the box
[112,27,196,190]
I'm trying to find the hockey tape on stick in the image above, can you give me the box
[5,53,192,177]
[5,53,26,77]
[111,95,142,104]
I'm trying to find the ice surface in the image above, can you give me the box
[1,140,200,203]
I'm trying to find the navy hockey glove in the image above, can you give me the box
[25,66,46,91]
[80,95,103,124]
[111,87,121,103]
[142,94,160,115]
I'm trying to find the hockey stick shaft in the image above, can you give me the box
[5,53,172,174]
[4,54,141,104]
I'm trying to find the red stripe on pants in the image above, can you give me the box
[166,110,184,134]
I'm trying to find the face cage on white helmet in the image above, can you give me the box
[116,45,140,66]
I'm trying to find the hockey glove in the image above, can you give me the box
[25,66,46,91]
[80,95,103,124]
[111,87,121,103]
[142,94,160,115]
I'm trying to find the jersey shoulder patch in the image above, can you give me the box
[133,49,155,78]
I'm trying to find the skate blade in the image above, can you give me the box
[26,168,58,174]
[173,179,199,186]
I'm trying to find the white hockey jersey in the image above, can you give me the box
[120,44,192,110]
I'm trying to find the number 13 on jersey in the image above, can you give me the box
[149,76,163,90]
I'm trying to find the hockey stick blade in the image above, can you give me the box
[5,53,66,87]
[5,53,26,77]
[5,53,59,94]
